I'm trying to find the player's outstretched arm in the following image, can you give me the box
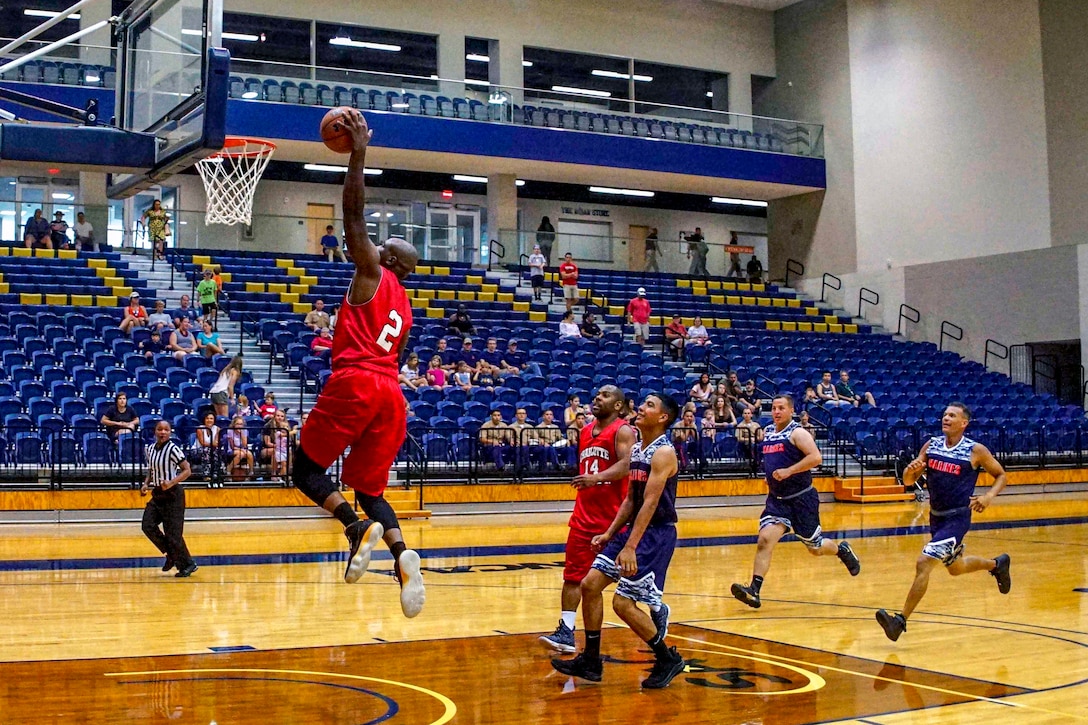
[970,444,1007,512]
[572,425,636,489]
[339,110,380,287]
[903,440,931,487]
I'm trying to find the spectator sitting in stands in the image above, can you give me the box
[23,208,51,249]
[817,370,851,407]
[223,415,254,481]
[472,363,496,391]
[447,304,475,336]
[702,409,718,442]
[564,394,584,428]
[709,382,733,411]
[168,317,198,360]
[528,409,562,469]
[196,319,224,358]
[119,292,148,335]
[399,352,429,390]
[146,300,172,333]
[478,409,511,468]
[500,339,542,378]
[320,224,348,263]
[452,362,474,392]
[194,411,221,482]
[50,211,71,249]
[737,379,761,415]
[73,211,95,251]
[100,391,138,441]
[304,300,331,331]
[626,287,651,345]
[509,407,534,459]
[579,312,603,339]
[257,392,278,419]
[801,386,820,411]
[735,407,764,462]
[711,396,737,429]
[435,337,458,370]
[566,410,587,446]
[233,394,254,417]
[558,310,580,338]
[799,410,816,434]
[426,355,446,389]
[672,408,699,469]
[140,329,165,362]
[625,398,638,425]
[261,409,290,480]
[311,327,333,355]
[836,370,877,407]
[457,337,479,370]
[747,255,764,284]
[172,294,200,329]
[688,316,711,346]
[481,337,503,376]
[665,314,687,361]
[725,370,745,412]
[689,372,714,404]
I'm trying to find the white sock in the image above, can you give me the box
[650,604,662,613]
[560,611,577,630]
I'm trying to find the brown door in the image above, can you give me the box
[628,225,649,272]
[307,203,336,256]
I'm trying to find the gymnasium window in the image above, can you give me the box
[2,1,83,58]
[222,12,311,79]
[315,23,437,89]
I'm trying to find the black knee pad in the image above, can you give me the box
[292,446,338,505]
[355,493,400,533]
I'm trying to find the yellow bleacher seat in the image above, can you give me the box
[608,306,624,317]
[94,267,112,278]
[722,282,736,291]
[726,295,741,305]
[410,298,429,309]
[677,279,691,288]
[274,258,293,268]
[741,296,756,306]
[266,283,286,294]
[513,301,530,312]
[710,295,725,305]
[292,302,309,315]
[767,321,782,331]
[736,283,750,292]
[481,284,498,293]
[12,248,31,257]
[426,308,444,319]
[456,291,475,301]
[691,287,707,296]
[497,293,514,303]
[432,266,450,276]
[285,267,303,277]
[787,299,801,308]
[707,281,722,290]
[416,265,432,275]
[814,323,829,333]
[86,257,107,268]
[69,294,91,306]
[416,289,436,300]
[437,289,455,300]
[528,310,547,323]
[0,248,8,256]
[219,272,232,283]
[57,249,76,260]
[20,293,42,305]
[279,293,299,304]
[46,294,67,305]
[191,255,211,266]
[95,295,115,307]
[290,285,310,296]
[681,316,695,327]
[844,324,858,334]
[772,298,786,307]
[757,298,771,307]
[114,286,133,298]
[715,319,731,329]
[829,324,844,333]
[0,283,9,294]
[466,275,483,286]
[782,321,798,332]
[825,315,839,324]
[650,316,663,326]
[798,322,813,332]
[298,275,317,286]
[246,282,265,293]
[752,283,765,292]
[805,307,819,316]
[102,276,122,288]
[477,292,495,302]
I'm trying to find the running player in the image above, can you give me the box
[731,394,860,609]
[540,385,635,653]
[289,108,425,618]
[875,402,1011,641]
[552,394,686,690]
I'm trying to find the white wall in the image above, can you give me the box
[848,0,1052,271]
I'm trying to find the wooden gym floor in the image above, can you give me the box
[0,494,1086,723]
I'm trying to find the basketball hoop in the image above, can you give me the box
[196,137,276,226]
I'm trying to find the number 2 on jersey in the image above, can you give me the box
[376,310,403,352]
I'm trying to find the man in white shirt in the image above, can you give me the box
[528,244,547,301]
[73,212,96,251]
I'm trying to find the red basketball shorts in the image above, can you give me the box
[564,527,597,583]
[299,367,406,497]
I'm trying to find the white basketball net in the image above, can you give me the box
[196,137,276,225]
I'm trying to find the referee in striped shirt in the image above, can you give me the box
[142,419,197,577]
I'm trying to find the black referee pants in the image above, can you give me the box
[142,486,194,568]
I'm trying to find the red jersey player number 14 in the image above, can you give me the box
[570,417,630,534]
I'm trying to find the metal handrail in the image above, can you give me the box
[984,339,1010,376]
[489,239,504,270]
[939,320,963,352]
[820,272,841,303]
[897,304,920,336]
[784,258,805,288]
[858,287,879,319]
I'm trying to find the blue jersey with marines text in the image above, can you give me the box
[761,421,812,498]
[925,435,979,514]
[626,434,678,527]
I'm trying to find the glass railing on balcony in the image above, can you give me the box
[0,38,825,159]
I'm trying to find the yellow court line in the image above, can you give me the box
[104,667,457,725]
[665,632,1088,722]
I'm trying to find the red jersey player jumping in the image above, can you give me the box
[291,108,425,618]
[541,384,635,652]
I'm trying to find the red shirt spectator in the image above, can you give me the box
[559,256,578,287]
[258,394,278,419]
[311,328,333,353]
[627,294,651,324]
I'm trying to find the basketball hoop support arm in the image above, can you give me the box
[0,19,112,78]
[0,0,101,56]
[0,86,100,125]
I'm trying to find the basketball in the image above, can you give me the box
[320,106,361,154]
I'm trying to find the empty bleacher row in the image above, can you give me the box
[0,249,152,304]
[0,58,114,87]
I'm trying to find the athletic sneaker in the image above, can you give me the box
[540,620,576,653]
[642,647,686,689]
[651,602,671,642]
[730,582,761,609]
[161,555,175,572]
[875,609,906,642]
[344,520,384,584]
[991,553,1011,594]
[175,563,198,578]
[551,653,602,682]
[837,541,861,576]
[395,549,426,618]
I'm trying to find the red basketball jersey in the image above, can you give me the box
[570,417,630,533]
[331,267,413,377]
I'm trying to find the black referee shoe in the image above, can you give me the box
[161,555,175,572]
[175,563,198,578]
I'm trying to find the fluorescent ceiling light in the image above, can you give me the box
[84,73,100,83]
[466,53,490,62]
[515,180,525,187]
[711,197,768,207]
[52,193,73,200]
[552,86,611,98]
[329,37,401,52]
[24,9,80,19]
[182,28,258,41]
[241,90,258,99]
[304,164,382,175]
[522,60,533,67]
[453,174,488,183]
[0,210,14,216]
[589,186,654,198]
[465,79,490,86]
[706,91,714,98]
[591,69,652,82]
[369,211,381,217]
